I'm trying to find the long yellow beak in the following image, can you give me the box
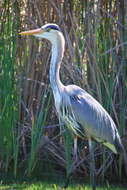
[19,28,44,35]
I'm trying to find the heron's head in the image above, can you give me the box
[19,23,63,44]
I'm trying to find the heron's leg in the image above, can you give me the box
[88,137,96,190]
[64,172,72,189]
[73,136,78,161]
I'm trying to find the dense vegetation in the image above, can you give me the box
[0,182,126,190]
[0,0,127,185]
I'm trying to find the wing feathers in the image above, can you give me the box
[63,85,124,154]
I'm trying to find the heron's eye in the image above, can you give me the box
[46,28,51,32]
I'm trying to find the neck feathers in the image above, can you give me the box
[49,32,65,97]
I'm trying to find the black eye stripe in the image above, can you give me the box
[41,24,61,32]
[45,24,60,31]
[46,28,51,32]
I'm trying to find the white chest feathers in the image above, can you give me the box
[53,90,62,113]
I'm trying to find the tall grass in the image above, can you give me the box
[28,87,51,176]
[0,182,126,190]
[0,0,19,175]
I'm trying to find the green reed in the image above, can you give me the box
[0,0,19,175]
[28,87,52,176]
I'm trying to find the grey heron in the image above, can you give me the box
[20,23,124,190]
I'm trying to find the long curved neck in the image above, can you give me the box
[49,32,65,97]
